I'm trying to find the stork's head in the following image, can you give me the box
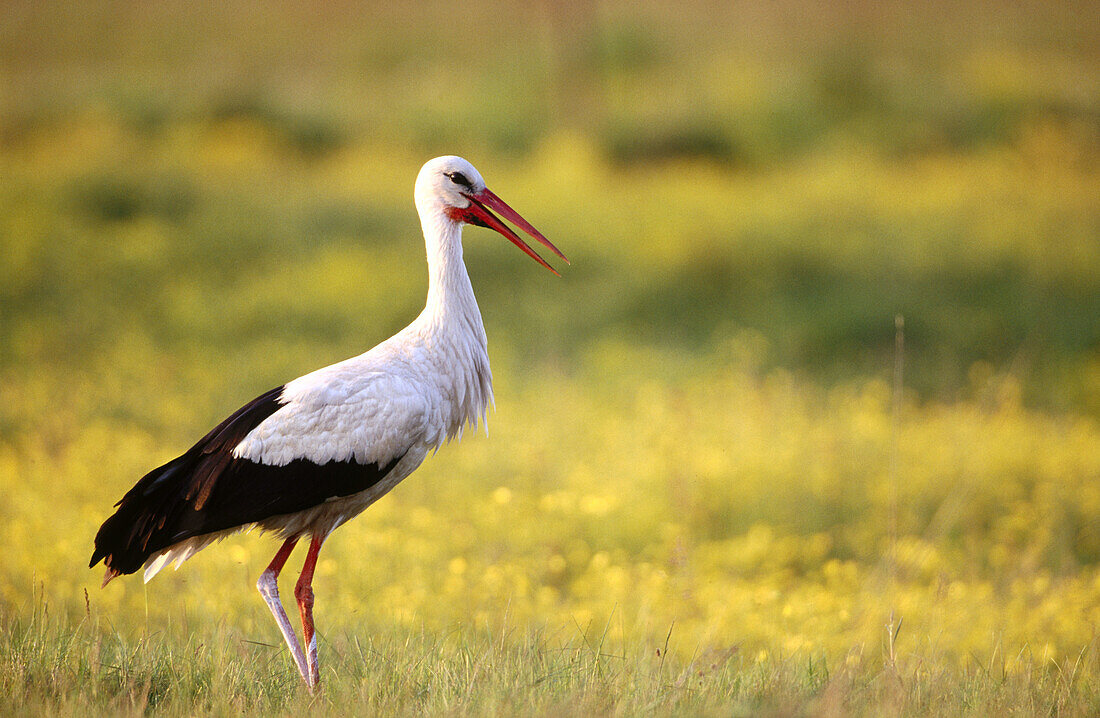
[415,155,568,275]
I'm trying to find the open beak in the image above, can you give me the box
[462,188,569,276]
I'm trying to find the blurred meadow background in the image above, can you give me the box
[2,0,1100,714]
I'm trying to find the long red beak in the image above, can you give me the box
[460,188,569,276]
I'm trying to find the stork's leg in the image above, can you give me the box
[294,533,327,690]
[256,537,310,684]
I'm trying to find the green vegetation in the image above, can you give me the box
[1,0,1098,714]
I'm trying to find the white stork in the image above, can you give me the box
[90,156,568,691]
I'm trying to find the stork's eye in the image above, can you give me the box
[446,171,472,189]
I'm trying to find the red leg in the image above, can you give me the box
[295,533,326,690]
[256,537,310,684]
[267,536,299,574]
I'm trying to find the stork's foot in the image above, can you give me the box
[256,538,311,685]
[295,581,319,690]
[295,534,326,691]
[256,534,327,692]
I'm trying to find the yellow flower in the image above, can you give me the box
[448,557,468,575]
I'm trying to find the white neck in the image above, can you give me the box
[420,210,478,323]
[412,207,493,437]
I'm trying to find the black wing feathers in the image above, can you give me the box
[163,453,404,546]
[90,385,404,577]
[128,385,286,503]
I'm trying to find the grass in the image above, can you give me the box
[1,0,1099,714]
[4,605,1097,715]
[4,358,1100,714]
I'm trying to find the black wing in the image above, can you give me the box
[90,385,402,577]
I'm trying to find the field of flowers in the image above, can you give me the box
[2,0,1099,714]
